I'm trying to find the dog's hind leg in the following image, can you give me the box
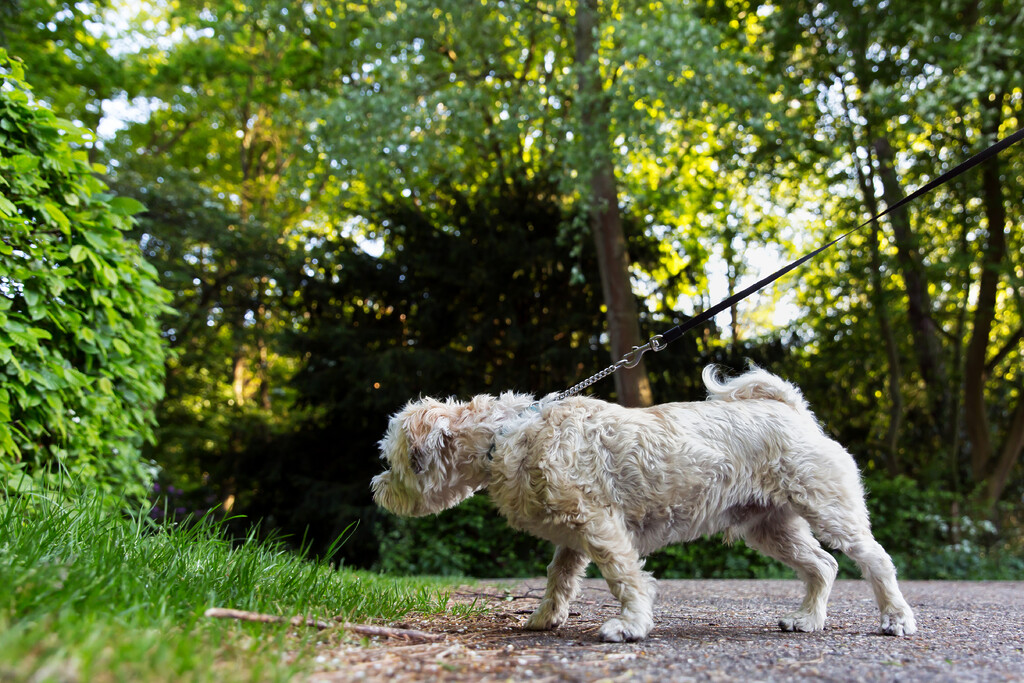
[525,545,590,631]
[809,504,917,636]
[580,515,657,642]
[740,509,838,632]
[782,450,921,638]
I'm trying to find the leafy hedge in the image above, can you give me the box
[0,52,171,498]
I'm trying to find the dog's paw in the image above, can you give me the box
[524,601,567,631]
[879,610,917,636]
[778,610,825,633]
[598,618,650,643]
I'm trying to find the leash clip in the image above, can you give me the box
[616,334,665,370]
[556,334,665,400]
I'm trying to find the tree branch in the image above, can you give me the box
[204,607,445,642]
[986,326,1023,375]
[986,389,1024,504]
[145,118,199,157]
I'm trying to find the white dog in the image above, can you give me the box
[372,365,917,642]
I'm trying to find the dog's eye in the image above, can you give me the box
[410,447,427,474]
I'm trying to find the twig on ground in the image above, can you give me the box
[453,589,542,601]
[512,609,580,617]
[335,620,445,643]
[203,607,445,642]
[205,607,332,630]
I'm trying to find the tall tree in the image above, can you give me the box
[574,0,652,406]
[95,0,369,493]
[766,0,1024,506]
[320,0,789,404]
[0,0,122,129]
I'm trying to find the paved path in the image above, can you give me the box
[311,579,1024,682]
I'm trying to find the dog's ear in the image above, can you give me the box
[409,447,428,474]
[423,415,452,453]
[404,402,457,473]
[410,416,452,474]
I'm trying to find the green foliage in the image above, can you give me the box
[0,488,461,680]
[111,169,306,493]
[221,175,609,565]
[0,52,171,498]
[4,0,1021,581]
[860,473,1024,580]
[0,0,123,129]
[766,0,1024,500]
[89,1,372,502]
[645,538,794,580]
[376,495,550,577]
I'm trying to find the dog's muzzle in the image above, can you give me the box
[371,471,426,517]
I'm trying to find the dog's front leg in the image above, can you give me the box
[583,517,656,643]
[525,545,589,631]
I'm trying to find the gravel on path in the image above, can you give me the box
[309,579,1024,682]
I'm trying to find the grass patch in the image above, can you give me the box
[0,492,462,681]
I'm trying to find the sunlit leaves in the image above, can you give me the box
[0,53,172,497]
[763,0,1024,495]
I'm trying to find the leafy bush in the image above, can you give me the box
[861,473,1024,580]
[645,538,794,579]
[375,494,552,577]
[0,52,171,498]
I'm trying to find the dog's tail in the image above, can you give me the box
[702,364,810,414]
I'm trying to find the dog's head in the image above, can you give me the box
[371,397,485,517]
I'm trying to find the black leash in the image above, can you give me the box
[558,127,1024,400]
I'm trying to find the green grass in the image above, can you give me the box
[0,492,462,681]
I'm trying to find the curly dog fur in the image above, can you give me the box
[371,365,917,642]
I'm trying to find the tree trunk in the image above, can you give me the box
[842,104,904,474]
[964,110,1008,487]
[574,0,653,407]
[872,136,951,429]
[233,352,248,406]
[856,155,904,475]
[724,228,741,350]
[257,335,272,410]
[987,392,1024,504]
